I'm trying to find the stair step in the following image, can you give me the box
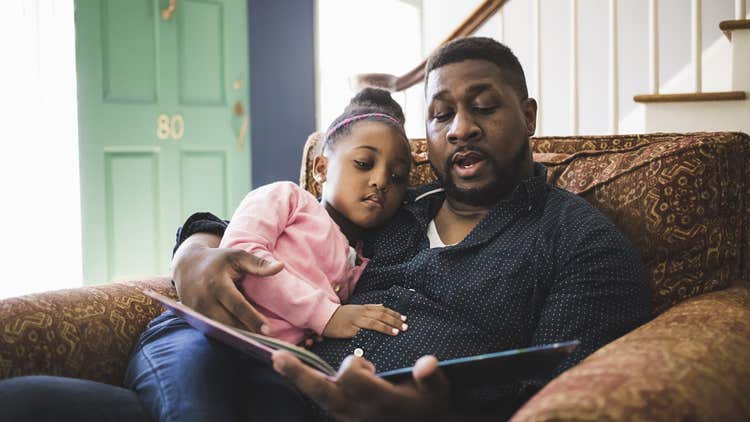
[634,91,747,103]
[720,19,750,39]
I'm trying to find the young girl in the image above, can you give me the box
[219,88,412,345]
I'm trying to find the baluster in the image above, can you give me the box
[649,0,659,94]
[736,0,747,19]
[610,0,619,134]
[692,0,702,92]
[498,8,505,43]
[534,0,543,136]
[570,0,579,135]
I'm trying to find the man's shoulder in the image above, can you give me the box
[544,186,610,225]
[540,186,631,247]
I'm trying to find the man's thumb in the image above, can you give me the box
[233,251,284,276]
[413,355,450,398]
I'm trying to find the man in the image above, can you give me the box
[0,37,650,421]
[127,37,649,421]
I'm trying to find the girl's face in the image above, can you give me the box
[315,121,410,229]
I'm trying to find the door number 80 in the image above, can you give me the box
[157,113,185,140]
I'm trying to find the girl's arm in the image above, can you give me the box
[222,182,342,334]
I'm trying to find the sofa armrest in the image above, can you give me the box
[510,281,750,421]
[0,277,176,386]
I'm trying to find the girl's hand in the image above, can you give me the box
[322,304,408,338]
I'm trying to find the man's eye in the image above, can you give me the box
[474,106,497,114]
[432,111,453,122]
[354,160,372,169]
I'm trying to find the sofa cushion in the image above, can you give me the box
[508,280,750,421]
[0,278,175,385]
[532,132,748,313]
[300,132,749,314]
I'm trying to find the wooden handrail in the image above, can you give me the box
[353,0,511,92]
[634,91,746,103]
[720,18,750,39]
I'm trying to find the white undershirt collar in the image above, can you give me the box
[426,219,457,248]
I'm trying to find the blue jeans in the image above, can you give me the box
[0,375,148,422]
[124,310,317,422]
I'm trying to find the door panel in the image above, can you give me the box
[180,150,228,219]
[76,0,251,283]
[106,150,161,280]
[178,0,226,105]
[101,0,157,102]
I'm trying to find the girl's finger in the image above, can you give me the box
[364,304,407,322]
[363,309,408,332]
[356,317,400,336]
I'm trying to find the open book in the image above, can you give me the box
[145,290,337,375]
[145,290,578,383]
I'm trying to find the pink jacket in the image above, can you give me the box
[220,182,368,345]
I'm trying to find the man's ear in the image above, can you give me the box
[312,155,328,184]
[521,98,538,137]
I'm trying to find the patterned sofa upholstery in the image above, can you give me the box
[1,132,749,421]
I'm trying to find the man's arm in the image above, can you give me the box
[528,204,651,387]
[171,212,284,332]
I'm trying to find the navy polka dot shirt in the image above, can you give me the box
[176,163,651,412]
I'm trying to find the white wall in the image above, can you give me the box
[0,0,83,298]
[316,0,424,137]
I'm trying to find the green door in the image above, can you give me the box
[75,0,251,283]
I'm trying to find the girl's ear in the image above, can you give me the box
[312,155,328,183]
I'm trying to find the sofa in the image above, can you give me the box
[1,131,748,421]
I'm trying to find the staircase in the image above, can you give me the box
[634,13,749,133]
[357,0,749,136]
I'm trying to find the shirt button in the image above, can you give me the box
[353,348,364,357]
[333,284,341,293]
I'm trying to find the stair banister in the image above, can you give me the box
[353,0,511,92]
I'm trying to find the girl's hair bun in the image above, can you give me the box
[323,87,408,151]
[345,88,405,125]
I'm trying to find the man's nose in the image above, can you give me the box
[447,110,480,144]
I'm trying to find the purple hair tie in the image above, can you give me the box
[325,112,403,140]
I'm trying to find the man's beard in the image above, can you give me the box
[432,141,530,207]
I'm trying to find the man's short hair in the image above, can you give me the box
[425,37,529,100]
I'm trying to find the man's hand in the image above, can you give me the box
[171,233,284,332]
[322,304,408,338]
[272,351,454,422]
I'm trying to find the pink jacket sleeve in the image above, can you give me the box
[220,182,340,334]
